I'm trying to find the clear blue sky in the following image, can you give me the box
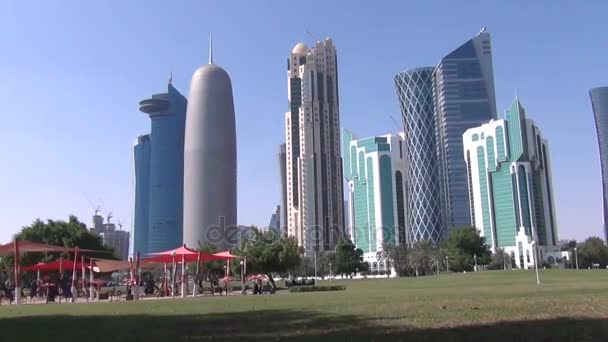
[1,0,607,244]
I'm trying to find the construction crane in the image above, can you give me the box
[389,114,402,131]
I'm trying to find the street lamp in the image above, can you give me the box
[574,247,579,270]
[240,260,245,295]
[329,262,332,284]
[531,241,540,285]
[314,248,318,284]
[474,254,478,272]
[171,251,177,298]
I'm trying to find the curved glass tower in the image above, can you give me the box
[434,32,497,233]
[133,134,151,255]
[139,83,187,252]
[590,86,608,242]
[394,67,443,243]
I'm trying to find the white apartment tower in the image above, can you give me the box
[285,39,344,253]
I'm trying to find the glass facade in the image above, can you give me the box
[394,68,443,243]
[434,33,497,234]
[137,83,188,253]
[590,86,608,242]
[133,134,151,255]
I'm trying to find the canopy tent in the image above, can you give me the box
[0,240,101,256]
[0,240,109,304]
[247,274,268,281]
[22,259,85,272]
[92,259,157,273]
[143,244,226,263]
[213,250,240,259]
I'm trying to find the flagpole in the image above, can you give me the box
[13,239,21,305]
[181,253,186,298]
[89,258,95,301]
[71,248,78,303]
[193,252,201,297]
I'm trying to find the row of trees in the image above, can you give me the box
[382,227,493,276]
[561,237,608,268]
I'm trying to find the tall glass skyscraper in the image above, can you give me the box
[463,98,560,268]
[135,81,187,253]
[394,68,443,244]
[434,31,497,234]
[285,39,345,253]
[590,86,608,242]
[343,130,406,271]
[133,134,151,255]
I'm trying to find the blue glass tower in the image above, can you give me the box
[434,31,497,235]
[590,86,608,243]
[138,82,187,253]
[133,134,151,255]
[395,68,443,244]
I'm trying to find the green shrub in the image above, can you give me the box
[288,285,346,293]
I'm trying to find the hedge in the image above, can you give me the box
[288,285,346,293]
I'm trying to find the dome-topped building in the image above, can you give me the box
[292,42,309,55]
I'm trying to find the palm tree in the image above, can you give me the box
[409,240,440,276]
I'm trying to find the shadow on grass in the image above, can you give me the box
[0,310,606,341]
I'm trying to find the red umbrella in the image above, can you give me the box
[219,276,236,283]
[213,250,240,259]
[247,274,268,281]
[22,259,85,272]
[143,245,225,263]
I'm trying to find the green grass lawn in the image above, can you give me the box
[1,270,608,341]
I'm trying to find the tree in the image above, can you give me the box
[382,243,411,276]
[442,227,491,272]
[233,230,301,288]
[0,216,116,283]
[578,237,608,268]
[331,239,367,278]
[409,240,439,275]
[487,248,513,270]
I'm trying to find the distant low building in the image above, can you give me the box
[90,213,130,260]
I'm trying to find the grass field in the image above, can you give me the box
[1,270,607,341]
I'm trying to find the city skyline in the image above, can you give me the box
[2,1,607,245]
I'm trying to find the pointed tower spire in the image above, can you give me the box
[208,34,214,64]
[168,71,173,85]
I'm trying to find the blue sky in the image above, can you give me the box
[1,0,607,244]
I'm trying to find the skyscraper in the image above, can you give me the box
[133,134,151,255]
[137,81,187,253]
[343,130,406,269]
[463,98,559,268]
[394,68,443,244]
[285,39,345,253]
[434,31,497,234]
[590,86,608,243]
[183,41,237,250]
[278,143,288,236]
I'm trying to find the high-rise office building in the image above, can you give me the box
[463,98,559,268]
[136,81,187,253]
[434,31,498,235]
[343,130,407,269]
[268,205,281,233]
[90,213,130,260]
[278,143,288,236]
[590,86,608,243]
[394,68,443,244]
[285,39,345,253]
[133,134,151,255]
[183,41,237,251]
